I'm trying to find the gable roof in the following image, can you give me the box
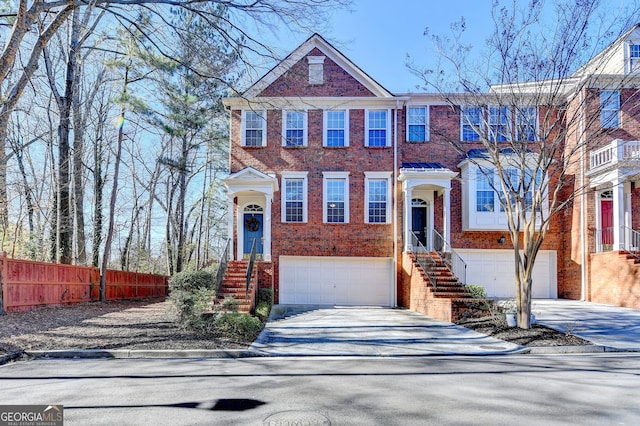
[242,33,393,98]
[572,23,640,78]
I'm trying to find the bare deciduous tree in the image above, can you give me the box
[411,0,640,328]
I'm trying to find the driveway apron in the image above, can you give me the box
[250,306,524,356]
[532,299,640,351]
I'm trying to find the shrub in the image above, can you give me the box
[465,284,487,300]
[169,270,214,327]
[215,312,263,341]
[220,297,240,312]
[255,301,271,322]
[258,288,274,305]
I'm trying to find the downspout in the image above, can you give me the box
[393,100,400,307]
[579,89,587,301]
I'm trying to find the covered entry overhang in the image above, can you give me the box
[223,167,279,261]
[588,140,640,252]
[398,162,457,251]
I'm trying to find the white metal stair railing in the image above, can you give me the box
[432,229,467,285]
[410,231,439,290]
[594,227,614,253]
[624,227,640,263]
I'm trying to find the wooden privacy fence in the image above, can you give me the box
[0,253,169,312]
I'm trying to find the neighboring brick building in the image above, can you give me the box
[223,28,640,311]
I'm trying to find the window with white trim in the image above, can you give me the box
[242,110,266,147]
[366,109,389,147]
[488,106,509,142]
[281,172,308,223]
[460,160,549,231]
[365,172,391,223]
[406,106,428,142]
[283,110,307,146]
[323,172,349,223]
[600,90,620,129]
[476,169,495,212]
[461,106,482,141]
[324,110,349,147]
[516,106,537,141]
[629,43,640,73]
[498,168,518,212]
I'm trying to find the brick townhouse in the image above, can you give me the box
[221,26,640,318]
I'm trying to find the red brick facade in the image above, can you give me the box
[224,32,640,310]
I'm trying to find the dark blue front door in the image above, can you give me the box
[412,206,427,246]
[243,213,264,258]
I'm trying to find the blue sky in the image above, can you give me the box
[260,0,635,93]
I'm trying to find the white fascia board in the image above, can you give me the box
[242,34,393,99]
[223,97,401,110]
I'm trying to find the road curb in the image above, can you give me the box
[525,345,606,354]
[0,351,23,365]
[24,349,254,359]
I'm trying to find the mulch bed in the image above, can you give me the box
[456,315,592,347]
[0,299,248,356]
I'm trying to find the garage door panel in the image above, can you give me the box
[279,256,393,306]
[457,250,557,298]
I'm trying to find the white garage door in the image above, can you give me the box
[456,249,557,298]
[279,256,394,306]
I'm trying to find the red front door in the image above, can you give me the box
[601,199,613,245]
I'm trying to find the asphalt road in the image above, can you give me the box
[1,354,640,425]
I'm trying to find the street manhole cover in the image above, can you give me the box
[263,410,331,425]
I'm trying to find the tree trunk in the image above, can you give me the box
[92,120,104,268]
[100,72,128,301]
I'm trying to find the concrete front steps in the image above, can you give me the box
[210,260,257,313]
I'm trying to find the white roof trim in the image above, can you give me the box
[223,167,279,194]
[242,34,392,99]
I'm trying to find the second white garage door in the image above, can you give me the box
[456,249,557,298]
[279,256,394,306]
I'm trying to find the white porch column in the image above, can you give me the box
[443,188,451,252]
[594,191,602,252]
[613,181,625,250]
[227,195,235,260]
[264,195,273,261]
[624,181,632,250]
[403,187,413,251]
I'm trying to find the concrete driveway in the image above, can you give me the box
[250,305,524,356]
[532,299,640,351]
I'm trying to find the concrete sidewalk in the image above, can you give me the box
[532,299,640,351]
[250,305,525,356]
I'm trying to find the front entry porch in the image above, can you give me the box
[223,167,279,261]
[398,162,457,252]
[589,139,640,253]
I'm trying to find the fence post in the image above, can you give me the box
[0,252,6,315]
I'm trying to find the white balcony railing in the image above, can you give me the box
[589,139,640,171]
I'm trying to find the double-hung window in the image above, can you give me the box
[243,110,266,147]
[323,172,349,223]
[600,90,620,129]
[629,44,640,73]
[476,169,495,212]
[407,106,428,142]
[499,168,519,212]
[324,110,348,147]
[524,169,543,211]
[366,109,389,147]
[461,106,482,141]
[488,106,509,142]
[283,110,307,146]
[516,107,537,141]
[365,172,391,224]
[281,172,308,223]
